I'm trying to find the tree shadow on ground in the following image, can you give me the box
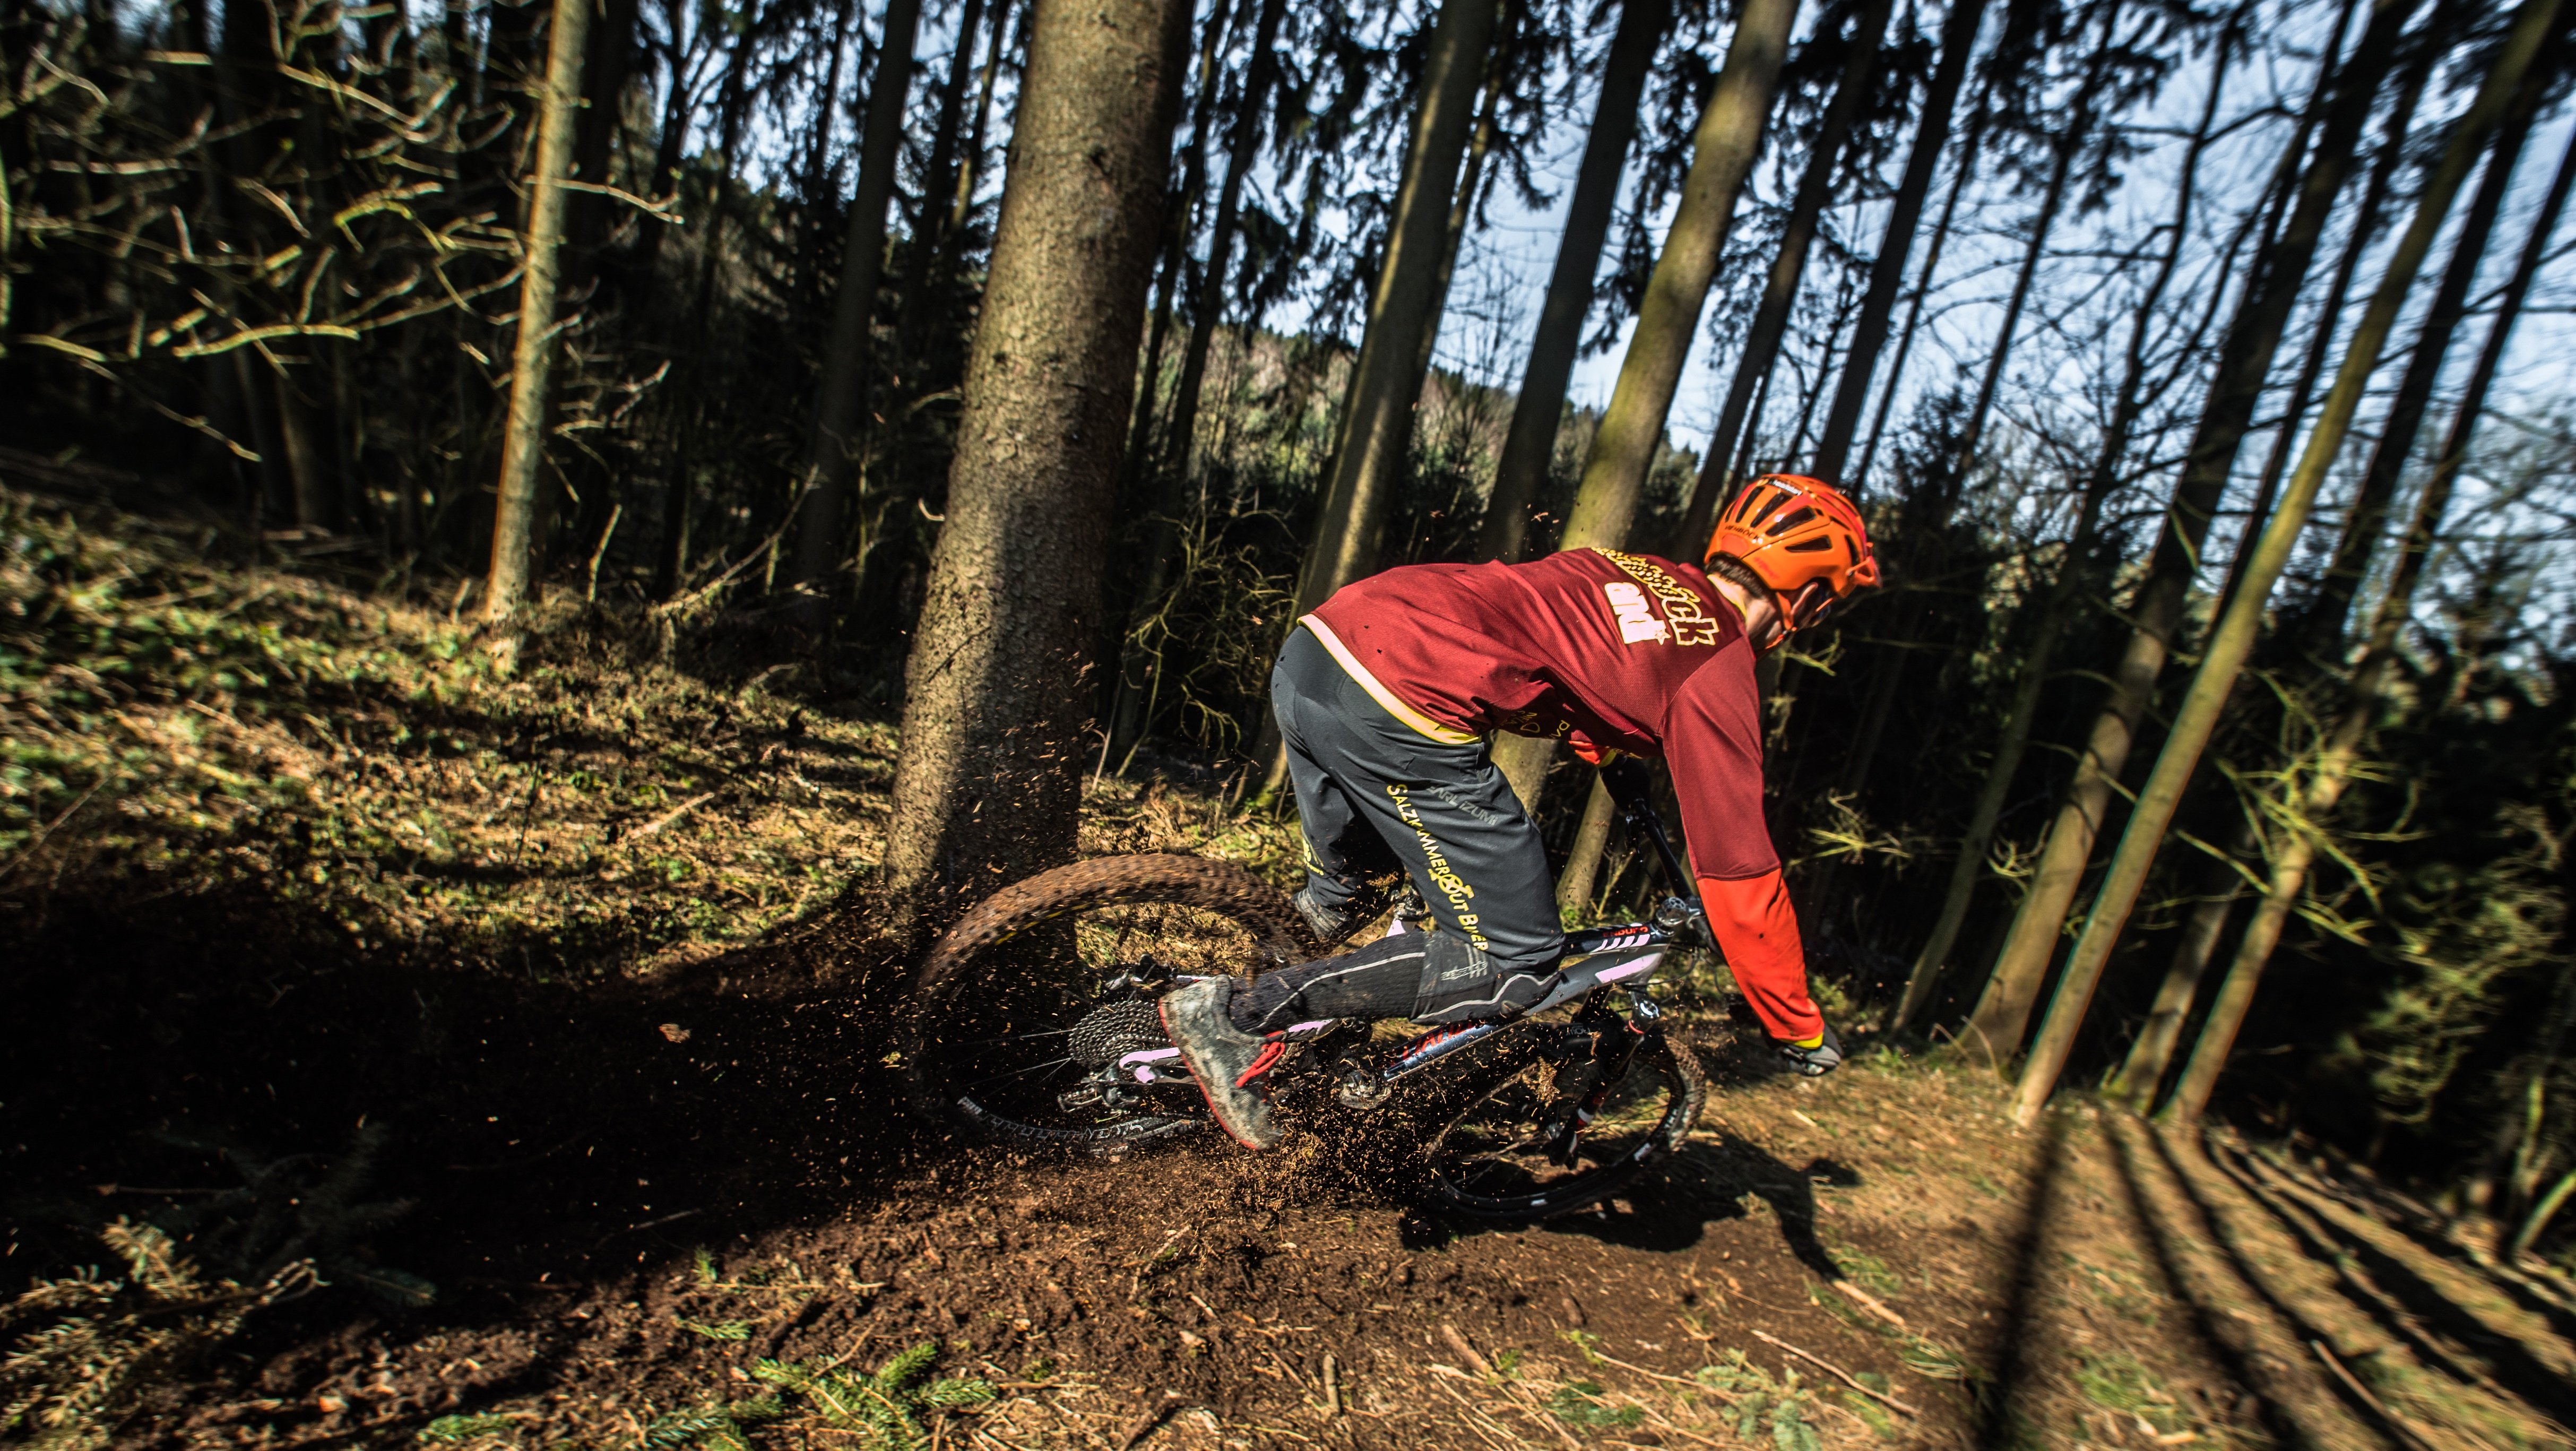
[0,878,921,1336]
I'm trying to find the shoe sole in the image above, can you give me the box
[1159,997,1275,1151]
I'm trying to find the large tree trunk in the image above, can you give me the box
[2108,27,2445,1101]
[881,0,1194,909]
[789,0,928,627]
[482,0,595,629]
[2008,0,2562,1128]
[1675,0,1892,548]
[1959,0,2423,1061]
[2162,56,2572,1127]
[1475,0,1668,565]
[1105,0,1292,761]
[1893,28,2225,1027]
[1485,0,1800,816]
[1286,0,1503,619]
[1809,0,1990,483]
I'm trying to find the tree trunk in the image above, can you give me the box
[1677,0,1892,547]
[1476,0,1668,565]
[789,0,927,626]
[1852,70,1993,492]
[1951,2,2120,476]
[1821,2,2120,874]
[2160,56,2574,1127]
[2110,24,2452,1100]
[925,0,1023,323]
[1483,0,1799,816]
[1810,0,1989,483]
[1890,14,2216,1029]
[1105,0,1291,761]
[1117,0,1239,508]
[482,0,594,628]
[881,0,1195,909]
[796,0,863,310]
[2209,15,2428,624]
[2010,0,2562,1128]
[1286,0,1503,617]
[2296,28,2526,658]
[629,4,701,286]
[274,360,343,534]
[892,0,990,363]
[1960,0,2422,1061]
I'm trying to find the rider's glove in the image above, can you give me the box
[1776,1021,1844,1077]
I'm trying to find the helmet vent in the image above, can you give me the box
[1770,506,1817,533]
[1747,490,1795,530]
[1785,537,1832,552]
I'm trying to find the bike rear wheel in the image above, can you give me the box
[1420,1029,1706,1222]
[904,854,1313,1154]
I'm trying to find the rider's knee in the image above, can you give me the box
[1410,932,1561,1025]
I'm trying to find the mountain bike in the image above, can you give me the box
[902,764,1710,1222]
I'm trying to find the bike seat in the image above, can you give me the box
[1521,944,1667,1017]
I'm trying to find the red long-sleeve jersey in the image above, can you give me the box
[1305,548,1823,1041]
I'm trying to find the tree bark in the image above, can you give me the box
[1810,0,1990,484]
[2009,0,2562,1128]
[482,0,594,627]
[1892,19,2220,1027]
[1676,0,1893,547]
[1476,0,1668,565]
[1485,0,1800,816]
[790,0,928,626]
[1105,0,1292,761]
[1285,0,1503,628]
[2161,54,2573,1127]
[881,0,1195,907]
[1960,0,2422,1061]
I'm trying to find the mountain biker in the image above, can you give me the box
[1161,473,1881,1150]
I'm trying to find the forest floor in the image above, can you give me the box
[5,478,2576,1451]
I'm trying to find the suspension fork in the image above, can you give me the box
[1539,989,1658,1167]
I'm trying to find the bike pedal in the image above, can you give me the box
[1333,1063,1391,1112]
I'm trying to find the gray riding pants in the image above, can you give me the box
[1238,627,1564,1030]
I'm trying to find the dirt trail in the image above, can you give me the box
[82,1044,2480,1451]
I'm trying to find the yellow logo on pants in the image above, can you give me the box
[1385,783,1491,952]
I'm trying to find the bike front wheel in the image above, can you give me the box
[1419,1030,1706,1222]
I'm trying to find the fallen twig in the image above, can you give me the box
[1750,1331,1919,1417]
[2307,1341,2452,1451]
[1441,1323,1497,1378]
[1320,1355,1340,1418]
[1831,1279,1908,1329]
[1114,1389,1182,1450]
[634,789,721,839]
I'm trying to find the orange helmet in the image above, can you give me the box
[1707,474,1880,632]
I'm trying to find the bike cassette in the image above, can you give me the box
[1069,998,1170,1069]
